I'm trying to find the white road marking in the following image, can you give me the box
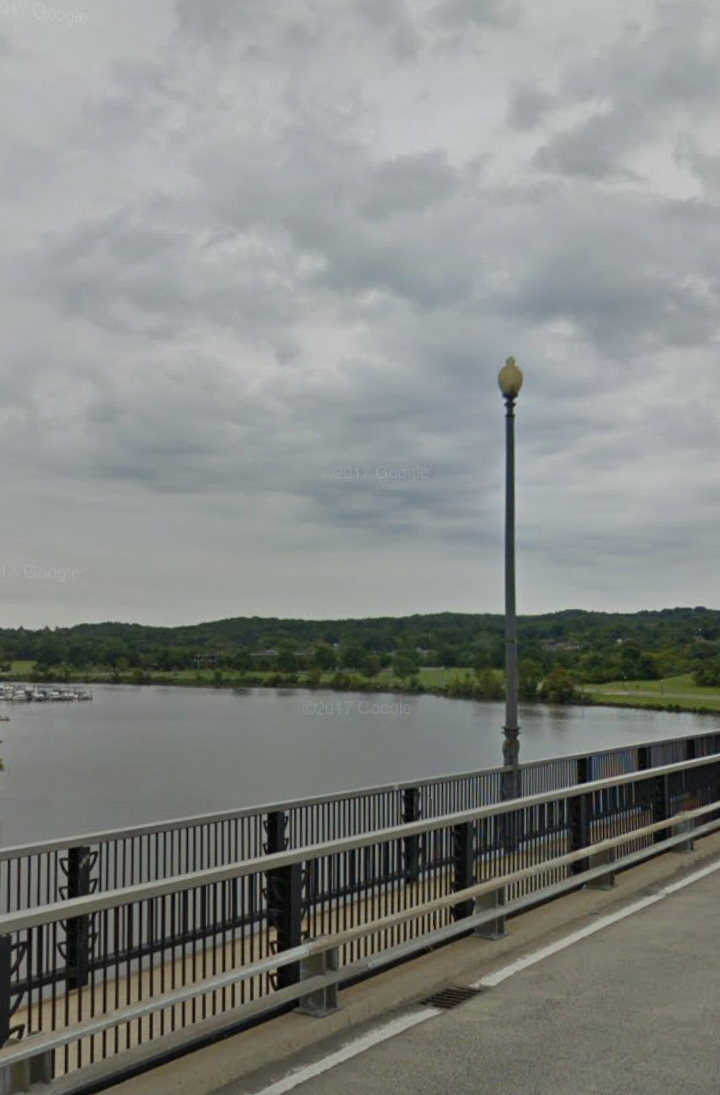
[472,857,720,989]
[248,856,720,1093]
[246,1008,443,1094]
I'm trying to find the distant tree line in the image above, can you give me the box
[0,606,717,694]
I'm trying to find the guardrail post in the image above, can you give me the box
[296,946,339,1016]
[570,757,591,876]
[474,819,505,938]
[402,788,421,884]
[264,812,303,991]
[62,846,94,991]
[473,887,506,939]
[586,846,616,889]
[451,822,475,921]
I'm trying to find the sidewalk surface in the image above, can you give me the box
[226,861,720,1095]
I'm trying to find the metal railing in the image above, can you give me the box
[0,746,718,1093]
[1,730,717,920]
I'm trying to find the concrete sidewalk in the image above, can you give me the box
[226,856,720,1095]
[102,830,720,1095]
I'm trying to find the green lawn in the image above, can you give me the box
[9,657,718,712]
[583,674,720,712]
[1,660,480,689]
[4,660,35,676]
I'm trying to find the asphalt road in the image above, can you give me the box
[233,865,720,1095]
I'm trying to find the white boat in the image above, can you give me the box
[32,689,49,701]
[76,689,93,700]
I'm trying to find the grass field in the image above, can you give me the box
[5,659,720,712]
[1,661,481,690]
[583,674,720,712]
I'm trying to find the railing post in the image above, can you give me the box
[0,936,53,1094]
[402,788,421,884]
[451,822,475,921]
[264,811,303,991]
[0,936,10,1051]
[651,773,671,845]
[570,757,591,876]
[62,846,94,991]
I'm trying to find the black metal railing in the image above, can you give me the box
[1,730,717,923]
[0,747,719,1091]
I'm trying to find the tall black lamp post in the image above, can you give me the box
[498,356,523,802]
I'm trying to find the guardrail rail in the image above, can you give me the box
[0,743,718,1094]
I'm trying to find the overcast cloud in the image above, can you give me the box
[1,0,719,628]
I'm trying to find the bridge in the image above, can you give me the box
[0,728,718,1094]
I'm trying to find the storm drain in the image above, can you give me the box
[421,986,483,1009]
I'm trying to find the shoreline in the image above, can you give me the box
[3,672,720,718]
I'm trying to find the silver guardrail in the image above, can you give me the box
[0,751,718,1093]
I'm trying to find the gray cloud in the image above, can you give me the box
[506,84,554,130]
[1,0,720,627]
[431,0,519,31]
[533,106,649,180]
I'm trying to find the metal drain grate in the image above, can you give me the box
[422,985,483,1009]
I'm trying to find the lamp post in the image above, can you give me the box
[498,356,523,802]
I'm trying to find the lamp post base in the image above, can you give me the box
[501,729,521,851]
[501,730,520,800]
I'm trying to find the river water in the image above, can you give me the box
[1,684,718,846]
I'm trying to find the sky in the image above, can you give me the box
[1,0,719,629]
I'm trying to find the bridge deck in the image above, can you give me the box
[14,841,579,1078]
[221,854,720,1095]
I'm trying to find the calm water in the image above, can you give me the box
[1,684,719,846]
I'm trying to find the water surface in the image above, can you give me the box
[2,685,718,845]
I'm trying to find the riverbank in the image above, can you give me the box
[4,663,720,717]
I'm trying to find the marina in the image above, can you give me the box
[0,684,92,702]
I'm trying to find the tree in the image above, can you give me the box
[393,650,420,679]
[472,647,489,672]
[637,653,659,680]
[34,635,62,667]
[476,668,504,700]
[538,665,579,704]
[230,648,252,671]
[363,654,382,678]
[340,645,366,670]
[313,644,337,671]
[519,658,543,701]
[276,647,298,673]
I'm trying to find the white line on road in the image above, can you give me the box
[472,857,720,988]
[245,1008,443,1095]
[247,856,720,1094]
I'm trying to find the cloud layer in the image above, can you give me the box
[1,0,719,626]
